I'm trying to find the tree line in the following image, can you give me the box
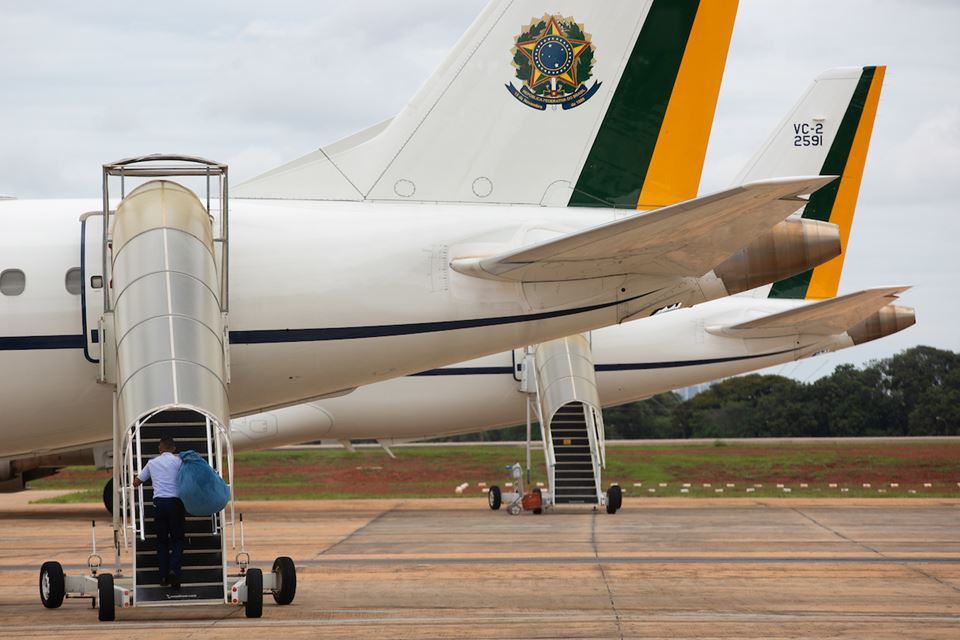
[441,346,960,441]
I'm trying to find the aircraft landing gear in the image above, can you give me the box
[605,485,622,514]
[102,478,113,514]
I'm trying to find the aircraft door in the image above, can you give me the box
[80,212,104,363]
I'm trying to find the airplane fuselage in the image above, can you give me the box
[226,296,856,449]
[0,197,723,458]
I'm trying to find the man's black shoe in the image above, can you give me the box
[168,572,180,590]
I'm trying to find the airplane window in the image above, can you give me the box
[65,267,82,295]
[0,269,26,296]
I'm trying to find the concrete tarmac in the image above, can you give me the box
[1,493,958,639]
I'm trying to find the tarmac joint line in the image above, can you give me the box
[791,506,960,595]
[591,510,624,640]
[316,502,405,557]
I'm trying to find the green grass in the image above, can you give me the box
[26,441,960,503]
[32,489,103,504]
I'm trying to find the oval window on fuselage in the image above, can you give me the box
[65,267,81,295]
[0,269,26,296]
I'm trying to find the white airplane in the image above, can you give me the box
[5,60,904,488]
[220,65,915,449]
[0,1,875,489]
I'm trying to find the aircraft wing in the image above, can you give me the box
[450,176,836,282]
[709,286,911,338]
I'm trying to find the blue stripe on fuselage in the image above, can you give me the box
[228,291,655,344]
[0,334,86,350]
[0,290,656,351]
[411,347,800,376]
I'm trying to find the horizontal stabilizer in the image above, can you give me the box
[451,175,835,282]
[709,286,910,338]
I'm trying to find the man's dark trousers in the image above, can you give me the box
[153,497,185,580]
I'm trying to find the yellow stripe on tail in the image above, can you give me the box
[807,66,885,299]
[635,0,739,211]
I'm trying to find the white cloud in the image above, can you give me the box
[889,108,960,202]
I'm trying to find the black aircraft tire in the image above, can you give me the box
[245,568,263,618]
[606,485,623,514]
[102,478,113,515]
[39,561,65,609]
[97,573,115,622]
[271,557,297,605]
[488,486,502,510]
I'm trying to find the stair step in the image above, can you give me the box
[139,440,211,456]
[136,583,226,603]
[144,409,208,424]
[140,451,212,464]
[134,426,207,442]
[142,518,218,536]
[554,497,600,505]
[137,567,224,584]
[138,535,222,553]
[140,504,217,518]
[555,404,585,411]
[137,550,223,567]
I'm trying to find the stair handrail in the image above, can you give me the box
[134,421,146,541]
[594,407,607,469]
[582,405,604,502]
[121,424,138,546]
[205,418,237,549]
[101,155,229,313]
[536,387,556,495]
[119,433,132,549]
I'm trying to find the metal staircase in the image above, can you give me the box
[38,156,296,622]
[515,334,620,513]
[132,410,227,604]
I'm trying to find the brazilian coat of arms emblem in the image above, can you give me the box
[506,14,600,111]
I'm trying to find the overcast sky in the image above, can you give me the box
[1,1,957,380]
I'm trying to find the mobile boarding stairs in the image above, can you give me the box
[487,335,623,515]
[38,156,296,621]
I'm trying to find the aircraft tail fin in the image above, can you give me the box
[235,0,738,208]
[740,66,886,300]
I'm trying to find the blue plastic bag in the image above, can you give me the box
[176,450,230,516]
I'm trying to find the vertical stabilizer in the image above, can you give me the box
[760,66,885,299]
[235,0,739,208]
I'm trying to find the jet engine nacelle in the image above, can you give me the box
[713,218,841,295]
[848,304,917,345]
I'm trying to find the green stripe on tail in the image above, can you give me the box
[768,66,876,299]
[568,1,700,209]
